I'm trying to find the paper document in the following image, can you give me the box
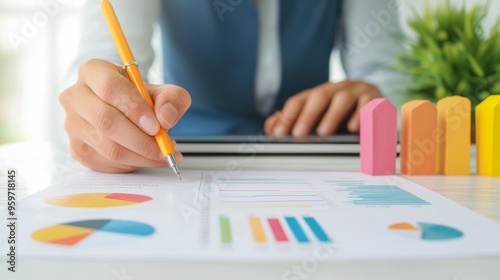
[2,169,500,261]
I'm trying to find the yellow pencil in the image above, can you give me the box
[100,0,181,179]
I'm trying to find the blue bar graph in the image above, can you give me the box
[285,217,309,243]
[303,217,331,242]
[338,185,430,206]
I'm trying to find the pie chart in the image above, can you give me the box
[32,219,155,246]
[45,193,152,208]
[389,222,464,241]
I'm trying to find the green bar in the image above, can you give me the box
[220,216,232,244]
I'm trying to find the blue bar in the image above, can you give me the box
[303,217,331,242]
[285,217,309,243]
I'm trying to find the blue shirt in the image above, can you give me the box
[160,0,341,135]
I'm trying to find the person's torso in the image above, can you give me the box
[160,0,340,135]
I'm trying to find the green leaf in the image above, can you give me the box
[466,54,485,77]
[394,0,499,106]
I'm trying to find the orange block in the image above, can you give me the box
[436,96,471,175]
[401,100,437,175]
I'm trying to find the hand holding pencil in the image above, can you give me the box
[58,2,191,174]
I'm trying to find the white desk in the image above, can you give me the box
[1,142,500,280]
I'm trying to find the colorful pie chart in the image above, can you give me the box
[389,222,464,241]
[45,193,152,208]
[32,219,155,246]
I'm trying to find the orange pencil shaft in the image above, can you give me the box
[100,0,175,156]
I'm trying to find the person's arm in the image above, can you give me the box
[340,0,407,106]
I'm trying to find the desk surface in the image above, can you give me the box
[1,142,500,280]
[2,142,499,223]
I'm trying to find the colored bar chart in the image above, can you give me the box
[335,185,430,206]
[219,215,331,245]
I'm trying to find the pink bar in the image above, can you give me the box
[267,218,288,242]
[360,98,397,175]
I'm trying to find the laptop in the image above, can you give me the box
[174,134,361,155]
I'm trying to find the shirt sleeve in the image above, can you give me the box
[64,0,161,88]
[338,0,408,106]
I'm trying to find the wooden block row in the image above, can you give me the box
[360,95,500,177]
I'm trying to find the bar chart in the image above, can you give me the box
[216,215,332,245]
[200,174,431,211]
[324,179,430,206]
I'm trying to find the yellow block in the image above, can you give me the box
[436,96,471,175]
[476,95,500,177]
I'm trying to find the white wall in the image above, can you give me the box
[331,0,500,82]
[400,0,500,33]
[0,0,85,145]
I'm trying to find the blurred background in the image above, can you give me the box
[0,0,499,145]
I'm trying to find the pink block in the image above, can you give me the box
[360,98,398,175]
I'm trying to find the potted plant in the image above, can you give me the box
[396,0,500,108]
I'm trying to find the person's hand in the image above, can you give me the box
[59,59,191,173]
[264,80,383,136]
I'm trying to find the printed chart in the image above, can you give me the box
[45,193,152,208]
[217,215,332,245]
[324,179,431,206]
[32,219,155,246]
[201,175,431,210]
[389,222,464,241]
[2,170,499,262]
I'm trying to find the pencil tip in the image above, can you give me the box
[177,173,182,180]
